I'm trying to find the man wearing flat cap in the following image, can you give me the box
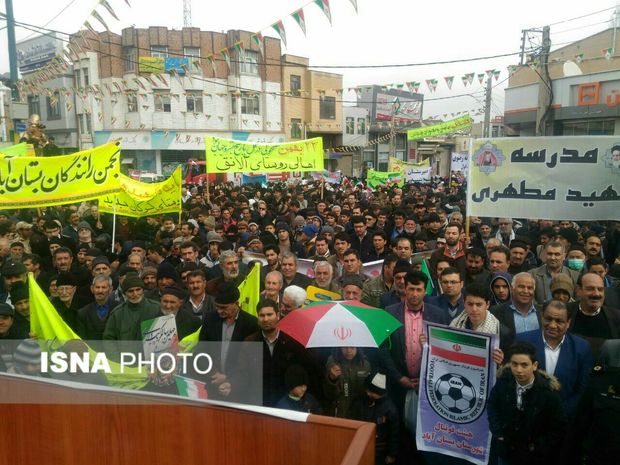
[0,260,27,306]
[159,285,200,340]
[199,281,258,395]
[103,273,160,341]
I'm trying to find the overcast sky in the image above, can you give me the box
[2,0,619,119]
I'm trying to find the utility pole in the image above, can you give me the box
[183,0,192,27]
[519,30,527,65]
[535,26,551,136]
[483,77,492,138]
[6,0,19,100]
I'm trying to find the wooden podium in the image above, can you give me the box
[0,373,375,465]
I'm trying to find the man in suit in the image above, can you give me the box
[568,272,620,359]
[529,240,579,305]
[199,281,258,398]
[518,300,593,419]
[381,270,450,410]
[491,272,541,337]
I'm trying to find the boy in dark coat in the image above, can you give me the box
[488,341,567,465]
[350,372,399,465]
[275,364,322,414]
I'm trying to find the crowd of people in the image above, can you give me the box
[0,176,619,465]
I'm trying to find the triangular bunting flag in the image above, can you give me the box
[99,0,120,21]
[272,20,287,48]
[477,73,485,84]
[493,70,501,81]
[234,41,245,58]
[425,79,438,92]
[292,9,307,36]
[251,33,264,56]
[444,76,454,90]
[220,48,231,69]
[91,10,110,31]
[461,75,468,87]
[315,0,332,25]
[349,0,358,13]
[603,47,614,60]
[575,53,584,64]
[206,54,217,75]
[485,69,495,78]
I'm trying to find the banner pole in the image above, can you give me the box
[321,178,325,200]
[111,195,117,253]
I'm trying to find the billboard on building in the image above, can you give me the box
[17,33,64,74]
[375,92,422,122]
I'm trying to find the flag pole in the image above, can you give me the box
[110,195,117,253]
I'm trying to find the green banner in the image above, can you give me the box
[407,115,472,140]
[0,143,34,157]
[366,169,404,189]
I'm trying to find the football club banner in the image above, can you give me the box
[205,136,324,173]
[416,323,497,465]
[468,136,620,220]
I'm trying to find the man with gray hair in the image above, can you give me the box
[280,285,307,318]
[262,270,283,304]
[311,261,340,294]
[495,217,515,246]
[491,272,540,337]
[76,275,114,340]
[206,250,246,296]
[280,251,311,291]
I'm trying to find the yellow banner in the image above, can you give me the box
[387,156,430,172]
[0,142,35,158]
[407,115,472,140]
[99,166,182,217]
[138,56,165,73]
[0,143,121,209]
[205,136,324,173]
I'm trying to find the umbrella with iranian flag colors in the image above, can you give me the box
[277,300,402,348]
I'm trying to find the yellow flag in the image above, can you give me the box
[28,274,148,389]
[238,262,261,317]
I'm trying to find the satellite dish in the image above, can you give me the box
[563,61,583,77]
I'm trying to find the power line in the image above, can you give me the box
[15,21,489,106]
[18,0,79,41]
[543,5,616,27]
[552,19,611,34]
[11,18,527,70]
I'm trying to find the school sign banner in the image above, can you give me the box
[416,324,496,465]
[467,136,620,220]
[205,136,324,173]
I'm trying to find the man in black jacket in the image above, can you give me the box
[199,281,258,398]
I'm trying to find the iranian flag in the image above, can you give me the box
[175,376,208,399]
[429,327,488,367]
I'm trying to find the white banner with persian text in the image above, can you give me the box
[467,137,620,221]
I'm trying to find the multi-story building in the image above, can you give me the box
[356,86,424,171]
[281,54,343,171]
[341,106,368,176]
[504,28,620,136]
[62,26,285,175]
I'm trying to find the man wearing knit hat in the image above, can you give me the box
[103,273,160,341]
[145,261,180,301]
[0,260,27,306]
[140,267,158,291]
[199,281,258,395]
[0,303,28,340]
[159,285,200,340]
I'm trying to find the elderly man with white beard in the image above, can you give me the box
[311,260,341,294]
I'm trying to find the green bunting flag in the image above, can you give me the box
[292,8,307,36]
